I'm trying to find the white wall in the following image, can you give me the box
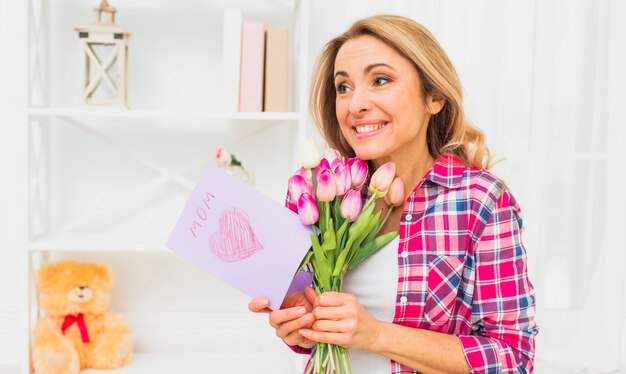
[0,0,27,367]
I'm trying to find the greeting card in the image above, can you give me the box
[166,163,311,310]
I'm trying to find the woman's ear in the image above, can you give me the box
[427,95,445,115]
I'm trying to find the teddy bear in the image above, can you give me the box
[32,260,133,374]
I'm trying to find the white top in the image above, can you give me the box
[341,236,399,373]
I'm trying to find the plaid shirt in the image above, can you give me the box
[285,154,538,373]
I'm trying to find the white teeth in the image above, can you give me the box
[355,123,387,134]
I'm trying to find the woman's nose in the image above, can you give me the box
[348,87,372,115]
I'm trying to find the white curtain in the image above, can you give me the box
[309,0,626,372]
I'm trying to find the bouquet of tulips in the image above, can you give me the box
[289,140,405,374]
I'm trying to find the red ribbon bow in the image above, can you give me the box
[61,313,90,343]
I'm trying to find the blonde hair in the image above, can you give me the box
[310,14,492,169]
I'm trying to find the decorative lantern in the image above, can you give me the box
[75,0,130,107]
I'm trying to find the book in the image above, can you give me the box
[264,28,289,112]
[221,9,242,112]
[239,21,265,112]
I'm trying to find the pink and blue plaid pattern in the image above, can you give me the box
[285,154,537,373]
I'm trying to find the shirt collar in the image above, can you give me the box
[423,153,467,189]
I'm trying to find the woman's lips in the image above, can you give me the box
[354,121,388,139]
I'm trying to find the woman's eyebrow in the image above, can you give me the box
[365,63,395,74]
[334,63,396,79]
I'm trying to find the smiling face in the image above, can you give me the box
[334,35,439,166]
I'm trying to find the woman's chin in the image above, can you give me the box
[353,148,386,162]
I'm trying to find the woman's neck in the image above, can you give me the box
[370,147,434,235]
[370,146,435,200]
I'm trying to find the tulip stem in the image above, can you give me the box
[318,200,326,234]
[324,201,331,232]
[376,204,395,236]
[364,193,377,212]
[311,167,321,211]
[311,168,325,234]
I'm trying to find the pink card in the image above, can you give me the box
[166,163,312,310]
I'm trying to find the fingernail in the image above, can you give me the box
[260,299,269,306]
[296,307,306,314]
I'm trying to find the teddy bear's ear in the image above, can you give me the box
[36,261,64,289]
[37,264,56,288]
[91,263,113,290]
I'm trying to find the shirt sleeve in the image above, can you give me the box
[285,191,298,214]
[459,190,538,373]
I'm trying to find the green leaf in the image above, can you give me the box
[318,203,325,233]
[364,218,381,244]
[347,210,381,265]
[333,198,344,231]
[332,218,371,277]
[347,231,399,270]
[325,201,331,233]
[321,223,336,264]
[349,200,375,235]
[332,230,361,277]
[321,219,336,251]
[310,232,331,292]
[334,219,350,256]
[332,239,353,277]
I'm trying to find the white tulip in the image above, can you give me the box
[300,138,321,169]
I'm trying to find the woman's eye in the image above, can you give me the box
[336,84,350,94]
[374,77,390,86]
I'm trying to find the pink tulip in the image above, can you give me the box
[297,167,313,187]
[370,162,396,195]
[316,169,336,202]
[315,158,331,179]
[323,148,341,165]
[340,189,362,222]
[297,193,319,225]
[350,159,368,189]
[333,163,352,195]
[288,174,312,203]
[330,157,345,174]
[386,177,405,207]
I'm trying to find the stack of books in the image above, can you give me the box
[222,9,289,113]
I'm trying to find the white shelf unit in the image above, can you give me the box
[28,107,301,121]
[24,0,311,373]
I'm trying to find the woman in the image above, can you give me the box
[249,15,537,373]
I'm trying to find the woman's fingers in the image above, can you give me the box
[268,306,307,329]
[283,328,316,349]
[299,328,348,347]
[312,292,358,320]
[248,298,271,313]
[304,286,318,305]
[312,305,353,321]
[315,291,355,307]
[311,318,355,333]
[276,312,314,339]
[249,293,318,349]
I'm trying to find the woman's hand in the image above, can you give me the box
[248,286,318,349]
[299,291,383,352]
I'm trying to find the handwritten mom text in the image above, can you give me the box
[189,192,216,238]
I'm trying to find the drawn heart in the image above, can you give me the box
[209,207,264,262]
